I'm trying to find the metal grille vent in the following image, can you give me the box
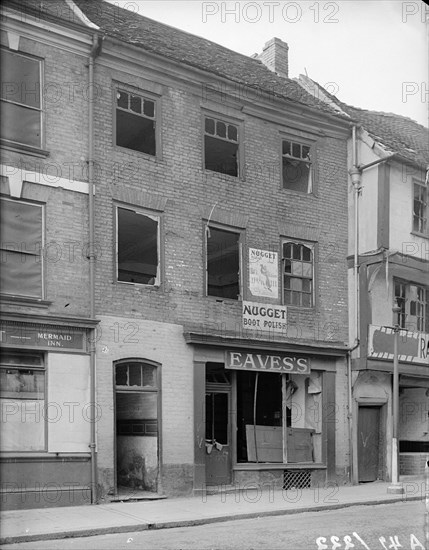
[283,470,311,490]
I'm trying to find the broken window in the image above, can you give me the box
[117,206,159,285]
[204,116,239,177]
[0,198,43,298]
[206,226,240,299]
[283,241,314,307]
[0,49,42,149]
[116,89,156,155]
[413,180,428,235]
[282,139,312,193]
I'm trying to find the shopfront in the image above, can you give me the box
[190,334,348,493]
[0,315,98,510]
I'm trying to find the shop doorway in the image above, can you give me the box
[205,364,232,485]
[114,360,160,496]
[357,406,380,482]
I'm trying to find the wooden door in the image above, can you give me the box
[357,406,380,482]
[205,391,231,485]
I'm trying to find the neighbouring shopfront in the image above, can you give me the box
[0,315,98,510]
[189,333,348,493]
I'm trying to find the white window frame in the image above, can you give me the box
[281,137,314,194]
[281,239,315,308]
[412,179,428,236]
[394,279,429,333]
[203,113,242,178]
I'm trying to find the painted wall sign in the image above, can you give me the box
[225,350,310,374]
[248,248,279,299]
[368,325,429,365]
[0,322,86,352]
[242,301,287,333]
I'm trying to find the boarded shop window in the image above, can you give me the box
[116,89,156,155]
[206,226,240,300]
[204,116,239,177]
[236,370,322,464]
[0,49,42,149]
[413,180,428,235]
[0,198,43,298]
[394,279,429,333]
[282,139,312,193]
[117,207,159,285]
[0,352,45,451]
[282,241,314,307]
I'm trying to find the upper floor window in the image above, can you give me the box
[206,226,241,300]
[0,198,44,299]
[0,49,42,149]
[116,89,156,156]
[394,280,428,333]
[116,206,160,286]
[413,180,428,236]
[282,139,312,193]
[204,116,239,177]
[282,241,314,307]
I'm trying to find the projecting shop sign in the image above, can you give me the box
[242,301,287,333]
[248,248,279,299]
[225,350,310,374]
[368,325,429,365]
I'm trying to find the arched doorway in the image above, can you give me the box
[114,360,161,495]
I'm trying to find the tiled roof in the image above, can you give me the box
[303,78,429,167]
[2,0,349,120]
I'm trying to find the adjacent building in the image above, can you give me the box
[1,0,354,509]
[298,75,429,484]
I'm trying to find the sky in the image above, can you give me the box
[106,0,428,127]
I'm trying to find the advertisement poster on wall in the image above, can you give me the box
[248,248,279,299]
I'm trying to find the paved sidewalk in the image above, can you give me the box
[0,478,427,545]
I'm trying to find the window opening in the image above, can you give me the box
[206,226,240,299]
[116,89,156,155]
[117,207,159,285]
[395,280,429,332]
[283,241,313,307]
[413,180,428,235]
[204,116,239,177]
[282,139,312,193]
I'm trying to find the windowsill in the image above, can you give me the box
[117,280,161,290]
[233,462,326,470]
[411,231,429,240]
[204,169,244,184]
[0,140,49,158]
[114,144,161,163]
[0,452,91,460]
[280,187,316,197]
[0,295,51,308]
[206,295,242,305]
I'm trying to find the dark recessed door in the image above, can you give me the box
[357,406,380,482]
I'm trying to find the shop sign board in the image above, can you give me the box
[242,301,287,333]
[225,350,310,374]
[248,248,279,299]
[0,322,86,352]
[368,324,429,365]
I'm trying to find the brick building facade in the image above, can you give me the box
[1,0,353,509]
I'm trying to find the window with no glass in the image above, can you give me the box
[116,89,156,155]
[117,206,160,285]
[282,241,314,307]
[282,139,312,193]
[204,116,239,177]
[0,49,42,149]
[413,180,428,236]
[0,198,44,299]
[206,226,240,300]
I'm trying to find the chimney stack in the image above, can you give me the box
[257,37,289,79]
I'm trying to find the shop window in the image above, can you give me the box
[413,180,428,235]
[206,226,240,300]
[0,198,44,299]
[394,280,428,333]
[282,139,312,193]
[116,89,156,155]
[204,116,239,177]
[0,351,45,451]
[0,49,42,149]
[282,241,314,307]
[117,206,160,285]
[236,370,322,464]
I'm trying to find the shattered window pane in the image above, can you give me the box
[282,139,313,193]
[204,117,239,177]
[283,241,313,307]
[116,89,156,155]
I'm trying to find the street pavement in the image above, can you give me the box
[0,478,428,546]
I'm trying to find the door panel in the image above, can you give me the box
[205,391,231,485]
[357,406,380,482]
